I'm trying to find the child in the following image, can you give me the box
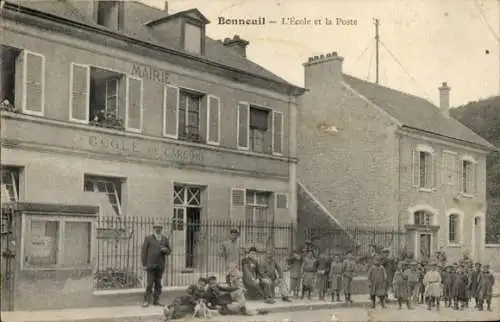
[476,264,495,311]
[392,262,411,309]
[441,265,454,308]
[423,262,442,311]
[404,260,420,306]
[368,256,387,308]
[329,254,343,302]
[452,265,468,310]
[316,252,331,300]
[301,250,318,300]
[417,261,427,304]
[342,251,357,304]
[286,249,303,298]
[469,262,481,308]
[164,277,208,320]
[204,275,250,315]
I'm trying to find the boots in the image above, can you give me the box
[345,294,349,303]
[453,299,459,310]
[336,292,340,302]
[397,298,402,309]
[427,298,432,311]
[307,290,312,300]
[380,296,386,309]
[348,293,353,304]
[478,300,484,311]
[436,300,440,311]
[371,295,376,308]
[406,300,413,310]
[300,287,306,300]
[487,300,492,311]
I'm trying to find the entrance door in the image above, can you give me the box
[185,208,200,269]
[419,233,432,260]
[474,217,482,261]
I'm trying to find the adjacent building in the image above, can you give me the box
[297,52,497,263]
[0,0,303,310]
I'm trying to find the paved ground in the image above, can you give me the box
[196,297,500,322]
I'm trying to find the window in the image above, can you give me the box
[97,1,123,30]
[23,216,92,269]
[88,68,125,129]
[184,23,203,55]
[1,167,20,202]
[249,107,270,153]
[414,211,433,225]
[245,190,273,245]
[461,159,476,194]
[448,214,459,244]
[83,175,123,216]
[178,90,203,142]
[0,45,21,111]
[173,185,202,231]
[412,146,435,190]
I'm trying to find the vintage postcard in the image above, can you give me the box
[0,0,499,321]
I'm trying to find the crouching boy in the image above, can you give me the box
[163,277,207,321]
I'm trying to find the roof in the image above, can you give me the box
[342,74,496,150]
[6,1,297,89]
[145,8,210,26]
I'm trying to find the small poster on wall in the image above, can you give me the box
[30,236,53,258]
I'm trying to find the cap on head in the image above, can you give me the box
[153,220,163,229]
[230,228,240,235]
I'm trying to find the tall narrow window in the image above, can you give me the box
[461,159,476,194]
[249,107,269,153]
[448,214,459,244]
[413,146,434,190]
[184,23,202,55]
[178,90,203,142]
[245,191,273,246]
[0,45,21,111]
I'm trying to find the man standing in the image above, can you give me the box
[381,248,396,300]
[220,229,241,285]
[141,221,172,307]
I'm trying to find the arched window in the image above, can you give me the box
[414,211,433,225]
[448,214,459,244]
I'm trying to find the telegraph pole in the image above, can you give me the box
[374,18,380,84]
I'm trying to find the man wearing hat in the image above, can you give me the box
[469,262,482,308]
[220,229,241,285]
[141,220,172,307]
[342,251,356,304]
[381,248,396,300]
[476,264,495,311]
[368,255,387,308]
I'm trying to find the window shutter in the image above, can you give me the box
[276,193,288,209]
[457,159,463,193]
[472,162,478,194]
[69,63,89,123]
[163,85,179,138]
[412,148,420,187]
[126,76,142,132]
[22,51,45,115]
[272,111,284,154]
[432,153,438,189]
[231,188,246,207]
[207,95,220,145]
[237,102,249,149]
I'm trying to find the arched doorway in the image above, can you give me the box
[406,208,439,260]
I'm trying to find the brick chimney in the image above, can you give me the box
[303,52,344,89]
[163,1,168,13]
[223,35,249,58]
[439,82,451,117]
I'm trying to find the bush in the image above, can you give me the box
[94,268,141,290]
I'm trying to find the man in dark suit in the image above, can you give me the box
[141,220,172,307]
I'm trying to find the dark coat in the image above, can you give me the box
[382,257,397,287]
[205,284,239,306]
[452,273,468,301]
[141,234,172,269]
[469,269,481,295]
[441,271,454,298]
[392,270,409,300]
[368,264,387,296]
[260,258,283,281]
[476,272,495,300]
[286,253,302,278]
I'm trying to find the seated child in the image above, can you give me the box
[163,277,208,321]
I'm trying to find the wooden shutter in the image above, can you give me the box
[207,95,220,145]
[22,51,45,115]
[231,188,246,207]
[69,63,89,123]
[163,85,179,138]
[276,193,288,209]
[472,162,478,194]
[272,110,284,154]
[126,76,142,132]
[431,153,438,189]
[237,102,249,149]
[457,159,463,193]
[412,148,420,187]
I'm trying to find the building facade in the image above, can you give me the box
[0,0,303,310]
[297,52,496,263]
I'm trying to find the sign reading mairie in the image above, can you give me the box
[131,64,170,84]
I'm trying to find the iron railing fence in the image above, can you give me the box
[95,216,295,290]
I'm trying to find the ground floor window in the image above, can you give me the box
[83,175,123,216]
[245,190,273,246]
[23,215,92,269]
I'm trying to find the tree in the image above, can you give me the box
[451,96,500,243]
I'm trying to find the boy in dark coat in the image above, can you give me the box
[404,260,420,306]
[476,264,495,311]
[329,254,343,302]
[452,265,468,310]
[368,256,387,308]
[417,261,427,304]
[286,249,302,298]
[342,251,357,304]
[469,262,481,308]
[392,262,411,309]
[442,265,455,308]
[316,251,331,300]
[301,250,319,300]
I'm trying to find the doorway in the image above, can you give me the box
[185,208,200,269]
[419,233,432,259]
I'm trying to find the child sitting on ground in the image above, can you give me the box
[163,277,208,321]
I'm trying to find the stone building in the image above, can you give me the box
[297,52,497,262]
[0,0,303,310]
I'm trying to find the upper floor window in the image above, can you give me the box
[249,107,269,153]
[448,214,460,244]
[184,23,203,55]
[412,145,435,190]
[83,175,123,217]
[178,90,204,142]
[460,158,477,195]
[96,1,123,30]
[0,46,44,116]
[414,210,433,225]
[70,64,143,132]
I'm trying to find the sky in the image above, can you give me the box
[142,0,500,107]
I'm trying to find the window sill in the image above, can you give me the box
[21,265,93,272]
[418,188,435,193]
[459,193,474,199]
[446,243,462,248]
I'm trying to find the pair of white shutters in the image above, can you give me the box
[237,102,284,154]
[162,85,221,144]
[69,64,143,131]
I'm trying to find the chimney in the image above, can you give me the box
[223,35,249,58]
[439,82,451,117]
[163,1,168,13]
[303,51,344,89]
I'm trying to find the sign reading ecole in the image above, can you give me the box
[131,64,170,85]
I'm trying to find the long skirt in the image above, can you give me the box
[303,272,315,289]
